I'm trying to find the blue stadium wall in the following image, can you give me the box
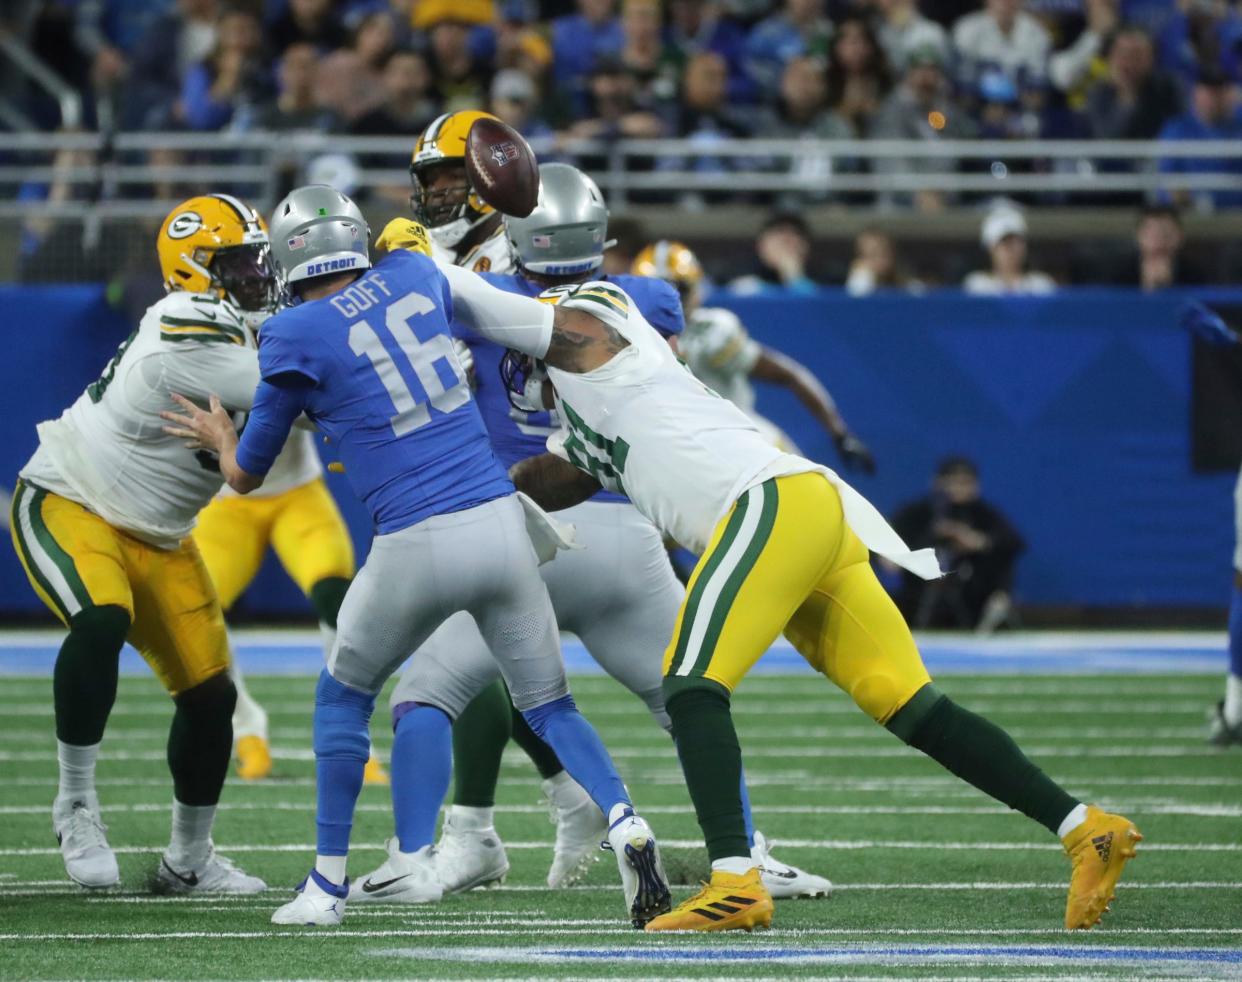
[2,284,1237,618]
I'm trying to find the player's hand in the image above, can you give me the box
[375,218,432,257]
[1179,302,1238,347]
[161,393,238,453]
[834,432,876,474]
[453,338,476,387]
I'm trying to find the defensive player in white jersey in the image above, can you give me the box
[430,271,1142,934]
[9,195,270,894]
[633,240,874,471]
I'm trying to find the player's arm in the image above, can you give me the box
[511,452,602,512]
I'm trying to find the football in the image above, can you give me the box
[465,116,540,218]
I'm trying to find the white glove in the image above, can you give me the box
[453,338,476,386]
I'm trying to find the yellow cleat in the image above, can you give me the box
[1062,804,1142,930]
[235,736,272,781]
[363,754,389,786]
[644,868,773,933]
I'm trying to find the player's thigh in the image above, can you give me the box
[128,539,230,696]
[664,473,843,695]
[785,528,931,724]
[192,495,271,612]
[10,481,134,624]
[269,479,357,595]
[389,610,501,719]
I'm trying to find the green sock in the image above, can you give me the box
[664,680,750,862]
[450,680,513,808]
[308,577,350,628]
[509,699,564,780]
[54,605,130,745]
[167,672,235,806]
[888,684,1079,834]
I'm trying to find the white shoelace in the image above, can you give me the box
[64,807,109,854]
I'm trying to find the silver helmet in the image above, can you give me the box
[505,163,611,277]
[268,184,370,289]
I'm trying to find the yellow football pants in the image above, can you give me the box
[10,480,229,696]
[663,471,931,723]
[193,477,355,612]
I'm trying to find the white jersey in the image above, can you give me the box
[21,291,260,548]
[680,306,761,415]
[542,282,939,580]
[218,427,322,499]
[429,222,514,275]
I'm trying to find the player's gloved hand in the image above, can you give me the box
[1179,301,1238,347]
[835,432,876,474]
[453,338,476,387]
[375,218,433,257]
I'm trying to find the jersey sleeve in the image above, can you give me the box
[640,280,685,338]
[234,376,312,477]
[699,309,760,374]
[258,309,323,385]
[143,296,261,411]
[436,260,553,357]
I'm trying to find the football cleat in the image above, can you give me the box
[544,776,607,888]
[363,754,389,786]
[604,810,671,928]
[157,847,267,894]
[271,869,348,926]
[1207,700,1242,746]
[645,867,774,933]
[433,813,510,893]
[53,795,119,889]
[1062,805,1142,930]
[235,735,273,781]
[751,830,832,899]
[348,839,442,904]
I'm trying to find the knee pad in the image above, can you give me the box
[520,693,577,741]
[173,670,237,721]
[67,604,130,654]
[392,699,452,731]
[314,669,374,759]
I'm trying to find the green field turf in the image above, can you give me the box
[1,671,1239,980]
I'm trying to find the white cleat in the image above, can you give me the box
[156,846,267,894]
[752,830,832,899]
[605,810,671,928]
[349,839,443,904]
[53,795,119,889]
[433,813,509,894]
[271,869,348,926]
[544,775,608,888]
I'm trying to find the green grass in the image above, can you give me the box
[0,671,1239,980]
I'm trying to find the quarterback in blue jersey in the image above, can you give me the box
[163,185,671,929]
[365,164,831,904]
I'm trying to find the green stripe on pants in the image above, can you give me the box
[26,485,94,612]
[11,482,73,622]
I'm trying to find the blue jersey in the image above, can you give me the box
[255,250,512,534]
[457,274,684,505]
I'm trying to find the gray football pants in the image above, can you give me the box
[391,499,684,728]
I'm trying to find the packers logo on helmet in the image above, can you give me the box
[410,110,499,249]
[633,241,704,307]
[157,193,274,313]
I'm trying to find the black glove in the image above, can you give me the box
[834,432,876,474]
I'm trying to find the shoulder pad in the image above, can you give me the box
[152,292,249,347]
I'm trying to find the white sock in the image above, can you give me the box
[607,802,632,825]
[56,741,99,804]
[229,659,268,741]
[711,856,758,876]
[542,771,582,807]
[1224,674,1242,727]
[1056,802,1089,839]
[167,800,216,868]
[315,854,347,886]
[448,804,494,831]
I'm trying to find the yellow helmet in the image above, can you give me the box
[156,193,274,312]
[632,240,703,305]
[410,110,498,247]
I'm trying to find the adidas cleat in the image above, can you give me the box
[1062,805,1142,930]
[544,776,607,888]
[157,847,266,894]
[605,810,671,928]
[348,839,442,904]
[363,754,389,786]
[751,830,832,899]
[1207,701,1242,746]
[433,813,510,893]
[235,735,273,781]
[53,796,119,889]
[271,869,348,926]
[645,867,774,933]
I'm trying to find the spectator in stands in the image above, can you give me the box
[963,206,1057,294]
[825,15,893,136]
[552,0,625,114]
[667,0,755,103]
[755,57,851,205]
[730,211,819,294]
[871,0,949,73]
[314,11,396,125]
[349,49,439,137]
[181,5,271,131]
[744,0,833,98]
[73,0,175,107]
[670,50,755,138]
[267,0,345,56]
[846,227,922,293]
[249,43,337,132]
[1041,0,1122,95]
[560,56,666,139]
[489,68,554,140]
[951,0,1051,89]
[1153,0,1242,86]
[1085,24,1183,139]
[1157,66,1242,211]
[121,0,219,129]
[620,0,680,108]
[1128,204,1210,289]
[872,44,974,211]
[427,16,495,113]
[890,456,1025,632]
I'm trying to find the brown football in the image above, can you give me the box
[465,117,540,219]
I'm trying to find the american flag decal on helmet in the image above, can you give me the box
[489,141,520,168]
[287,234,307,250]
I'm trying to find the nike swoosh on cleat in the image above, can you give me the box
[763,867,798,879]
[161,860,198,887]
[361,874,409,894]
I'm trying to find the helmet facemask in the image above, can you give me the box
[209,243,276,313]
[410,160,490,251]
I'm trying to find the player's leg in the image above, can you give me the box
[10,482,133,889]
[127,539,265,895]
[193,496,272,779]
[1211,470,1242,744]
[785,484,1140,930]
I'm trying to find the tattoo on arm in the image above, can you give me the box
[510,452,601,511]
[546,307,630,372]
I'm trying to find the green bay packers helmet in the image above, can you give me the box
[410,110,499,251]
